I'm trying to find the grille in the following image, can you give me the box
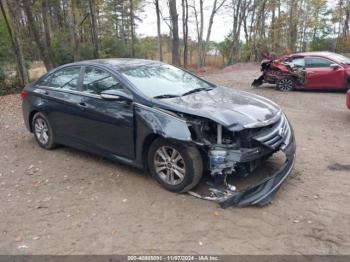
[253,114,290,150]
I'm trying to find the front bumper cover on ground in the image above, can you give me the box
[189,136,296,208]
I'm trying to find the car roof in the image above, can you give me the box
[289,51,336,58]
[62,58,164,71]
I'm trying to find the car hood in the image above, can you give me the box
[151,86,281,131]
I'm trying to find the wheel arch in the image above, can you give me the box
[141,133,161,170]
[28,110,39,132]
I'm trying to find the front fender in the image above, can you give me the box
[135,104,192,142]
[134,104,193,168]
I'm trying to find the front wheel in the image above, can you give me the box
[148,138,203,193]
[276,77,295,91]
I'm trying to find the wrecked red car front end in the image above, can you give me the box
[252,57,306,90]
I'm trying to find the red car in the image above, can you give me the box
[252,51,350,91]
[347,89,350,109]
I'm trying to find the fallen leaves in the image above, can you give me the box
[17,244,28,249]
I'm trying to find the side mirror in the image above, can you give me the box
[330,63,340,69]
[100,89,133,102]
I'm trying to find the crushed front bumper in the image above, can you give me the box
[189,130,296,208]
[219,140,295,208]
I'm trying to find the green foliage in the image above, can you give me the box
[135,37,158,59]
[51,31,74,65]
[336,37,350,53]
[0,15,13,64]
[100,38,130,58]
[309,37,334,51]
[0,67,5,82]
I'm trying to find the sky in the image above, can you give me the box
[136,0,337,43]
[136,0,232,43]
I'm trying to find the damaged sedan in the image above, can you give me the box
[22,59,296,208]
[252,51,350,91]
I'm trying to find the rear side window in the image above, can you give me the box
[38,67,81,90]
[306,57,331,68]
[82,67,124,95]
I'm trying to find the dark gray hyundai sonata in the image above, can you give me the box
[22,59,296,208]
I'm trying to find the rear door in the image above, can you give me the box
[77,66,135,158]
[305,57,345,89]
[35,66,85,143]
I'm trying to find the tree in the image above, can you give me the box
[0,0,28,85]
[89,0,100,58]
[129,0,135,57]
[42,0,55,65]
[154,0,163,61]
[191,0,204,67]
[70,0,81,61]
[202,0,227,65]
[169,0,180,65]
[288,0,298,51]
[22,0,55,71]
[182,0,189,67]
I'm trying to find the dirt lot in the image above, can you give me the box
[0,64,349,255]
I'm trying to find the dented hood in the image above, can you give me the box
[152,86,281,131]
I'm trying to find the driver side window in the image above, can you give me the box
[82,67,124,95]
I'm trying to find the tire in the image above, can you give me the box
[32,112,57,150]
[276,77,295,91]
[148,138,203,193]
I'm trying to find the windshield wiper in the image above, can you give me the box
[153,94,180,99]
[181,87,214,97]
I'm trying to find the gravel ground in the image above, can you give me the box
[0,64,349,255]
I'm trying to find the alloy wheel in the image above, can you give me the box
[278,78,294,91]
[154,146,186,186]
[34,118,50,145]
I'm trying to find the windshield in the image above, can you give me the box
[120,64,214,98]
[326,53,350,64]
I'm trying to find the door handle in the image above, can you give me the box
[78,102,88,110]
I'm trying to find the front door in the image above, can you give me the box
[305,57,345,89]
[77,66,134,159]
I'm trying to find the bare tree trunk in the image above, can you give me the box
[271,0,276,50]
[155,0,163,61]
[42,0,55,64]
[0,0,28,85]
[71,0,80,61]
[169,0,180,65]
[288,0,298,51]
[22,0,54,70]
[113,1,119,38]
[89,0,100,58]
[228,0,243,64]
[343,0,350,37]
[182,0,188,67]
[199,0,204,67]
[129,0,135,57]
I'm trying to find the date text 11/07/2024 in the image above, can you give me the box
[127,255,220,261]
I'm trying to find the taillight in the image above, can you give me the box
[347,91,350,109]
[20,90,28,100]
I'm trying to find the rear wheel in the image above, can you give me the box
[32,112,57,149]
[276,77,295,91]
[148,138,203,193]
